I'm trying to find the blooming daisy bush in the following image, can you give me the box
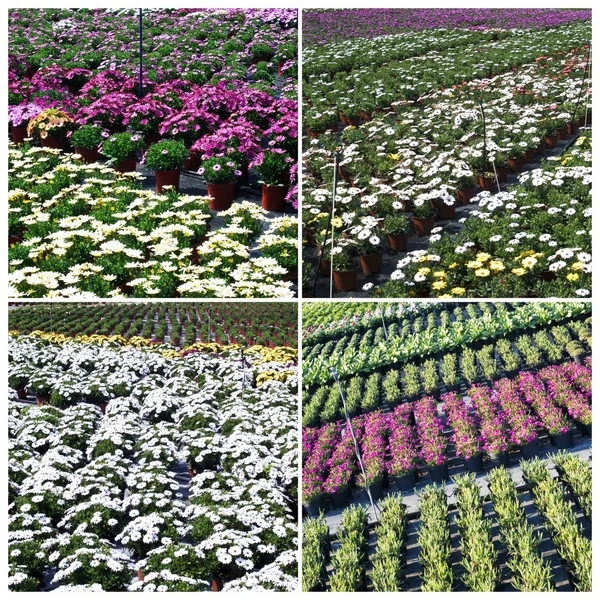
[8,146,298,298]
[302,12,591,298]
[8,332,299,592]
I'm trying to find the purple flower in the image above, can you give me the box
[212,164,221,171]
[161,149,169,155]
[197,167,205,175]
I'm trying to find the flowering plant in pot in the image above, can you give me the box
[144,139,189,193]
[122,98,171,143]
[432,189,457,220]
[412,197,436,236]
[350,221,383,275]
[101,132,145,172]
[199,156,241,211]
[443,392,483,472]
[330,247,359,293]
[384,214,409,251]
[26,108,74,148]
[252,149,294,212]
[71,124,104,163]
[257,234,298,278]
[9,102,42,144]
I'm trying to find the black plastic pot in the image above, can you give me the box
[464,453,484,473]
[428,463,449,483]
[576,420,591,436]
[331,486,352,509]
[487,451,510,468]
[520,439,539,459]
[396,469,417,492]
[304,496,325,518]
[368,480,384,502]
[550,429,574,450]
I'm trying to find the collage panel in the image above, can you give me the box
[301,8,591,298]
[301,301,591,592]
[8,8,299,300]
[8,301,299,592]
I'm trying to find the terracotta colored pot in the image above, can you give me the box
[508,157,523,173]
[137,570,144,582]
[457,186,477,205]
[16,388,27,400]
[318,259,331,276]
[412,216,435,236]
[11,125,27,145]
[75,146,100,164]
[534,143,545,156]
[360,253,382,275]
[155,169,181,193]
[495,166,509,183]
[144,133,160,146]
[211,577,223,592]
[283,267,298,281]
[98,402,108,414]
[304,229,316,247]
[478,175,497,191]
[36,396,47,407]
[437,204,455,220]
[115,156,137,173]
[24,66,38,79]
[183,153,201,171]
[544,134,558,149]
[262,184,288,212]
[566,122,579,135]
[41,135,64,149]
[207,183,235,211]
[333,269,359,292]
[303,288,314,298]
[387,233,408,252]
[556,126,568,140]
[523,149,536,163]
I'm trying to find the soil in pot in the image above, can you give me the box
[359,253,382,275]
[75,147,100,164]
[262,184,289,212]
[333,269,359,292]
[387,233,408,252]
[549,429,574,450]
[520,439,539,459]
[207,183,235,211]
[428,462,449,483]
[11,125,27,145]
[155,169,181,193]
[412,216,435,236]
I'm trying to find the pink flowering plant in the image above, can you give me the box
[357,412,387,488]
[323,425,359,496]
[518,372,569,435]
[388,404,418,476]
[493,378,539,446]
[122,98,172,137]
[442,392,481,460]
[539,365,591,426]
[198,157,241,184]
[414,396,447,467]
[251,149,294,185]
[468,385,508,455]
[101,132,145,163]
[159,107,218,147]
[302,423,338,504]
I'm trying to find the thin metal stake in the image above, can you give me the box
[381,308,389,342]
[138,9,143,98]
[331,368,380,519]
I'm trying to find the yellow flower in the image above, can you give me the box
[332,217,343,228]
[418,255,430,263]
[489,260,505,271]
[433,270,446,278]
[567,272,580,281]
[476,252,491,262]
[512,268,526,276]
[467,260,483,269]
[571,262,583,271]
[451,287,466,295]
[448,262,459,269]
[417,267,431,275]
[388,153,400,160]
[522,256,538,269]
[432,280,447,290]
[475,268,490,277]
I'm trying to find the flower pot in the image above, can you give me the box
[437,204,455,220]
[428,463,449,483]
[283,267,298,282]
[495,166,509,182]
[566,122,579,135]
[396,470,417,492]
[207,183,235,211]
[303,288,314,298]
[15,388,27,400]
[359,253,382,275]
[41,135,64,149]
[549,429,573,450]
[35,396,47,407]
[98,402,108,414]
[544,134,558,149]
[523,149,536,163]
[520,439,539,459]
[11,125,27,145]
[412,216,435,236]
[137,570,144,581]
[262,184,288,212]
[464,454,483,473]
[478,175,497,191]
[304,495,325,517]
[508,157,523,173]
[24,66,38,79]
[333,269,359,292]
[556,126,568,140]
[155,169,181,193]
[144,134,160,147]
[183,154,201,171]
[457,186,477,205]
[115,156,137,173]
[387,233,408,252]
[575,420,591,436]
[368,480,384,502]
[318,259,331,277]
[487,451,509,468]
[75,146,99,164]
[331,485,352,509]
[211,577,223,592]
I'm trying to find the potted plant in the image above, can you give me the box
[144,139,189,193]
[199,156,241,211]
[455,172,478,205]
[26,108,74,149]
[302,262,314,297]
[433,192,456,220]
[331,248,359,292]
[252,149,293,212]
[412,200,436,236]
[101,132,145,172]
[9,103,41,144]
[384,214,409,252]
[355,232,383,275]
[71,125,104,163]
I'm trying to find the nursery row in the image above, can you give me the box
[8,146,298,298]
[302,459,591,591]
[302,301,590,387]
[302,361,591,513]
[303,37,591,298]
[8,335,298,592]
[303,8,591,46]
[302,320,591,427]
[8,302,298,349]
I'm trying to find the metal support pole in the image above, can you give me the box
[138,9,143,98]
[571,42,592,127]
[240,345,246,403]
[331,368,379,518]
[381,309,388,342]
